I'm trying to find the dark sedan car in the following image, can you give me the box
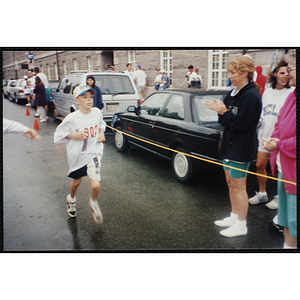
[112,89,228,183]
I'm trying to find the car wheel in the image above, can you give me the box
[114,126,131,152]
[171,146,193,184]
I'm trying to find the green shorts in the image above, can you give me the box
[223,160,251,178]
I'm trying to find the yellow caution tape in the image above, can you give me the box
[107,125,297,186]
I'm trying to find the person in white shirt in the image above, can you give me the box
[124,63,135,82]
[3,118,41,140]
[25,69,36,107]
[188,66,202,88]
[54,85,106,224]
[134,64,147,101]
[249,60,295,209]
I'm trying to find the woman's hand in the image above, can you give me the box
[261,137,280,152]
[204,99,227,115]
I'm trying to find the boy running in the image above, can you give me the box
[54,85,106,224]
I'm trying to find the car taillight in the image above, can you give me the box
[50,93,52,97]
[137,99,141,106]
[18,90,24,93]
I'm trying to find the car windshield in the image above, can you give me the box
[193,94,225,122]
[92,75,135,95]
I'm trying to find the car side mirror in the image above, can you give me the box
[127,105,136,113]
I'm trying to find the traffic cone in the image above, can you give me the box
[33,119,41,130]
[25,107,31,116]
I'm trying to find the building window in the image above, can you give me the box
[128,50,136,68]
[208,50,229,89]
[160,50,173,86]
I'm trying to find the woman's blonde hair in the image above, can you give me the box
[227,56,261,90]
[227,56,256,81]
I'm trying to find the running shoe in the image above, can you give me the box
[214,216,237,227]
[269,221,284,235]
[66,194,77,218]
[220,223,248,237]
[265,195,278,209]
[249,192,268,205]
[89,198,103,224]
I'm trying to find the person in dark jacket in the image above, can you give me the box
[205,56,262,237]
[86,76,104,111]
[34,76,48,122]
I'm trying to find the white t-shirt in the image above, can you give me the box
[36,72,49,89]
[154,74,162,84]
[54,108,106,174]
[134,69,147,86]
[258,86,295,151]
[189,72,202,82]
[28,76,36,91]
[124,70,135,82]
[3,118,28,134]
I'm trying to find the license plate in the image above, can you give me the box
[107,103,119,111]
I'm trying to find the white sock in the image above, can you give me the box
[283,242,297,249]
[235,219,247,228]
[230,212,238,219]
[70,195,76,202]
[259,192,267,196]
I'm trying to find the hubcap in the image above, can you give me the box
[174,153,188,178]
[115,131,124,148]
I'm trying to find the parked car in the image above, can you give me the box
[51,71,140,123]
[48,80,59,100]
[4,79,17,100]
[9,79,28,104]
[112,89,229,183]
[3,79,8,98]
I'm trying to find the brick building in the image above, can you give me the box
[3,48,289,97]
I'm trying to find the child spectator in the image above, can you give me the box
[54,85,106,224]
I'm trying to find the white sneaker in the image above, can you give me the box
[39,119,46,122]
[214,214,237,227]
[89,198,103,224]
[25,103,31,107]
[220,222,248,237]
[265,196,279,209]
[66,194,77,218]
[249,192,268,205]
[34,113,40,118]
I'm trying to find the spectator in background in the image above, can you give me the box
[110,65,115,71]
[86,75,104,112]
[186,65,193,87]
[255,65,267,96]
[262,49,297,249]
[158,69,169,90]
[34,67,50,119]
[154,68,162,91]
[249,60,294,209]
[188,66,202,88]
[105,64,110,71]
[33,76,47,122]
[134,64,147,101]
[124,63,135,82]
[25,69,35,107]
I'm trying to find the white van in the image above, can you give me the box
[52,71,140,123]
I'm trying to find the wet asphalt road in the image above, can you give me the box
[3,97,284,252]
